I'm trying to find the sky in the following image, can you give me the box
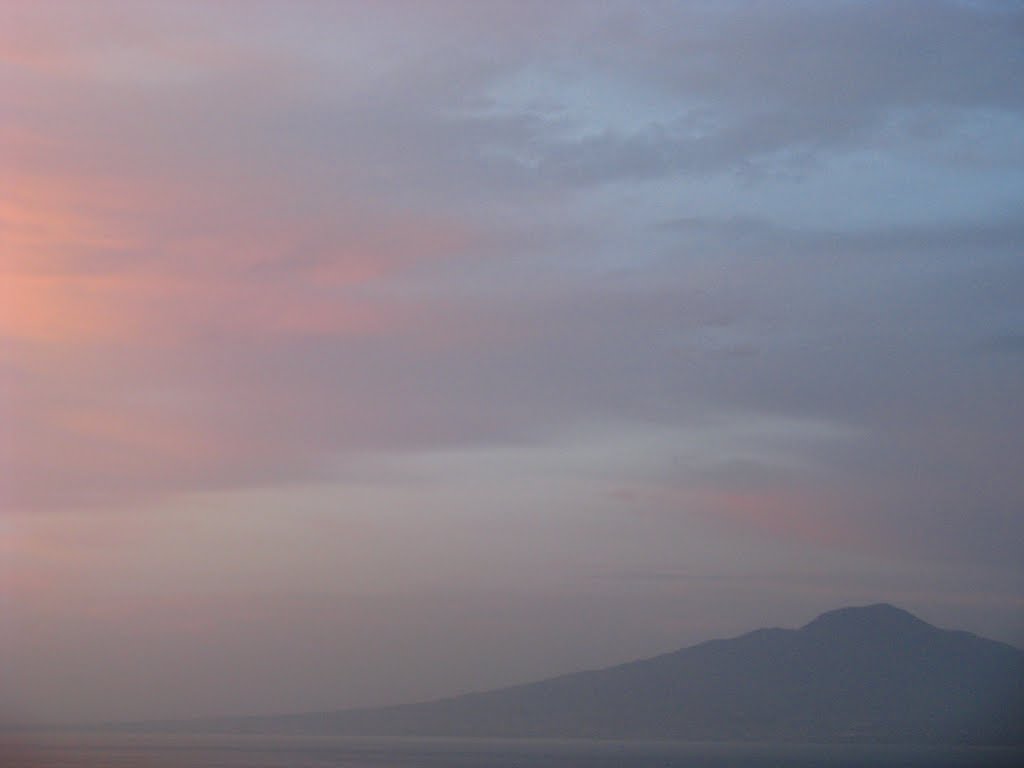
[1,0,1023,724]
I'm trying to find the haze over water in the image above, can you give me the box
[3,735,1023,768]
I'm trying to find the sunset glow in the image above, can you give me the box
[1,0,1022,725]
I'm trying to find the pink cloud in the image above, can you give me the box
[613,482,862,550]
[1,138,474,513]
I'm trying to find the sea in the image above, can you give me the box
[2,734,1022,768]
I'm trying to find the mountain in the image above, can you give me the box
[150,604,1024,744]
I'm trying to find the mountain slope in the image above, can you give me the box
[167,604,1024,744]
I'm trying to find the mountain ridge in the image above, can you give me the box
[122,604,1024,744]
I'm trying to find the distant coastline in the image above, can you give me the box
[86,604,1024,746]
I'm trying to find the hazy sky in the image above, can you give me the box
[2,0,1023,723]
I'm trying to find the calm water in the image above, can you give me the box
[2,733,1021,768]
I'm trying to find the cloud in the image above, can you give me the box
[434,0,1024,184]
[4,1,1024,728]
[1,0,1021,634]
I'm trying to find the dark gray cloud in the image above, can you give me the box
[456,0,1024,183]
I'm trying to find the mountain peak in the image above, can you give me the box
[127,602,1024,744]
[800,603,933,635]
